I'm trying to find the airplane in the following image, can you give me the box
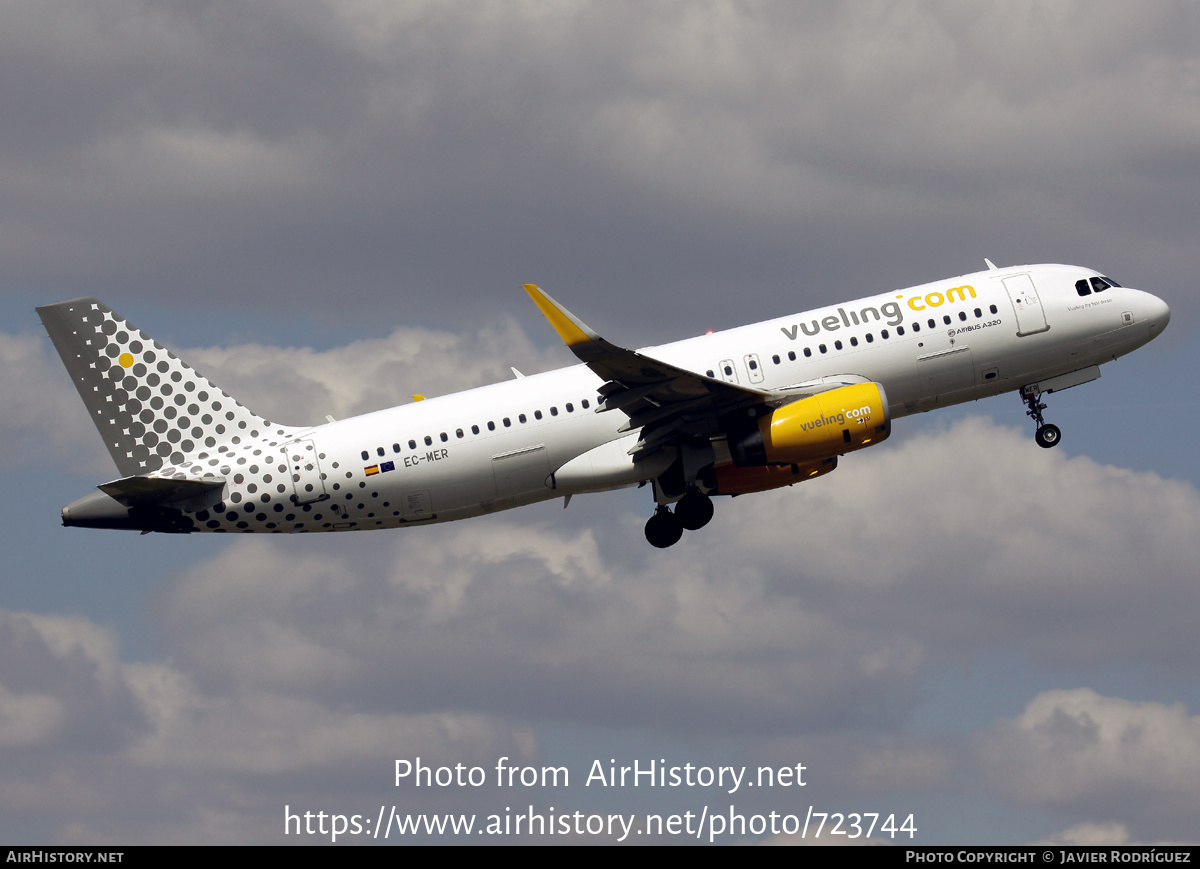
[39,261,1170,548]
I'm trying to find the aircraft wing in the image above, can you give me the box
[524,285,771,456]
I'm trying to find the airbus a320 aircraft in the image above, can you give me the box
[40,261,1169,547]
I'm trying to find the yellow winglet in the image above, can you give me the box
[523,284,598,348]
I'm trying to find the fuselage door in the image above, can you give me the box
[718,359,739,384]
[1002,274,1050,336]
[285,439,329,504]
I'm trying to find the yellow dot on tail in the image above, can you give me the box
[118,353,134,368]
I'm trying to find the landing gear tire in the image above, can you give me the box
[675,490,714,531]
[1035,423,1061,449]
[1023,389,1061,450]
[645,506,684,549]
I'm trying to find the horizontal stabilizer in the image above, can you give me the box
[98,475,225,507]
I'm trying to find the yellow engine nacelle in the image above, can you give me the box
[731,382,890,466]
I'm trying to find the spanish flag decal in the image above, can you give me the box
[365,465,380,476]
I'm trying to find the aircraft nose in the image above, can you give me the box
[1145,292,1171,334]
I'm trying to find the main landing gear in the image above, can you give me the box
[1022,388,1062,449]
[644,489,714,548]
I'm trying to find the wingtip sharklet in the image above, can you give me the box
[523,284,600,348]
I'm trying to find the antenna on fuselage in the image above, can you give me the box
[985,258,999,270]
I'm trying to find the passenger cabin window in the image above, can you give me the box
[550,407,558,416]
[408,439,417,450]
[503,418,511,427]
[518,413,527,424]
[834,340,843,350]
[377,446,385,456]
[534,410,542,420]
[361,451,369,461]
[789,351,797,361]
[424,436,432,446]
[706,370,714,378]
[772,354,780,365]
[488,421,496,431]
[819,344,827,354]
[850,337,858,346]
[989,305,998,314]
[393,443,400,453]
[959,312,967,321]
[456,428,464,438]
[440,432,448,442]
[471,425,480,435]
[943,315,951,325]
[566,403,574,412]
[803,348,811,357]
[582,399,590,409]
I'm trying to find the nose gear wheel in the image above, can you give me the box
[1022,389,1062,449]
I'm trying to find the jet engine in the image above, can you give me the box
[731,382,890,466]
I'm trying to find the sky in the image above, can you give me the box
[1,0,1198,845]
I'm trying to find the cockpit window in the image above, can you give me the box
[1090,277,1112,293]
[1075,279,1091,296]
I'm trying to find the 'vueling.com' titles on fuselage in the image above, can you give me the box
[39,261,1169,548]
[781,286,976,340]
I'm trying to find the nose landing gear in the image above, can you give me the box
[1022,387,1062,449]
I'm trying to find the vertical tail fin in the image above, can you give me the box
[37,298,296,476]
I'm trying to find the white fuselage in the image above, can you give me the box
[180,263,1169,533]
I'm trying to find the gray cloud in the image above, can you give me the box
[5,0,1200,845]
[980,689,1200,843]
[8,408,1200,841]
[148,419,1200,741]
[1,1,1196,334]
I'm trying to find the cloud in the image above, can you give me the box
[1,1,1197,324]
[1033,822,1133,846]
[0,603,535,843]
[3,1,1199,843]
[8,411,1200,841]
[148,418,1200,741]
[183,316,560,426]
[980,689,1200,842]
